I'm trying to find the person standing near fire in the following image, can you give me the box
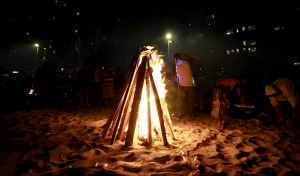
[101,62,115,105]
[172,53,197,119]
[78,64,92,106]
[265,77,298,125]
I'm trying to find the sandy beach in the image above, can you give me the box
[0,105,300,176]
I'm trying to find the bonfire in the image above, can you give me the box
[102,46,175,146]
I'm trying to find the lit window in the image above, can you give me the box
[74,29,78,34]
[242,40,247,46]
[243,47,246,51]
[26,32,30,36]
[294,62,300,66]
[226,49,235,54]
[236,27,239,33]
[76,12,80,16]
[236,48,240,53]
[248,25,256,31]
[274,26,280,31]
[207,14,215,19]
[226,29,234,35]
[248,47,256,52]
[248,40,256,46]
[274,25,284,31]
[242,26,246,32]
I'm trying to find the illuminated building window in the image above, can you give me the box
[274,25,285,31]
[242,40,247,46]
[74,29,78,34]
[294,62,300,66]
[248,25,256,31]
[226,29,234,35]
[76,12,80,16]
[226,49,235,54]
[236,48,240,53]
[207,14,215,19]
[242,26,246,32]
[236,27,239,33]
[248,40,256,46]
[274,26,280,31]
[243,47,246,51]
[248,47,256,52]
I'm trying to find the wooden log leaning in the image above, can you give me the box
[125,56,148,146]
[148,69,168,146]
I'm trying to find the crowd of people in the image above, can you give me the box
[1,52,299,127]
[170,52,299,127]
[77,62,124,107]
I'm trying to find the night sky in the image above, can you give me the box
[1,1,300,77]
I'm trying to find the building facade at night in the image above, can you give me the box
[1,3,300,80]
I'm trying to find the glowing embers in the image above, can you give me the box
[101,46,175,146]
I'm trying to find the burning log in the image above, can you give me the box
[101,46,175,146]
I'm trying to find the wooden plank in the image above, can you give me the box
[125,56,148,146]
[102,47,141,138]
[116,69,139,140]
[146,72,152,145]
[110,66,139,144]
[148,69,168,146]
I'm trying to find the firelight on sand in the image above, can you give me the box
[102,46,175,146]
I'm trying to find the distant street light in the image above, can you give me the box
[166,33,172,60]
[34,43,39,64]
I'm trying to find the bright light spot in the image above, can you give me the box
[13,71,19,74]
[166,33,172,39]
[226,49,234,55]
[29,89,35,95]
[34,43,39,47]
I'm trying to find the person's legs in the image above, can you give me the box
[186,86,195,117]
[107,83,114,105]
[80,86,85,106]
[176,86,185,118]
[85,86,90,106]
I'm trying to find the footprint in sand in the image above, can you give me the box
[153,155,171,164]
[124,152,137,162]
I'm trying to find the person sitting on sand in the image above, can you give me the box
[265,77,298,124]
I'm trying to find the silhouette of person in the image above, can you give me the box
[78,64,92,106]
[215,77,248,106]
[101,62,115,105]
[172,53,197,119]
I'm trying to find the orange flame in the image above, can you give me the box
[133,47,171,141]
